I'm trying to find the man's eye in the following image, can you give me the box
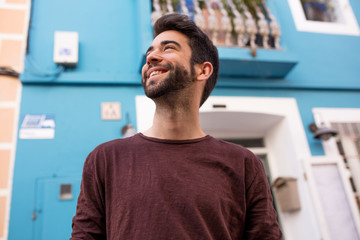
[164,46,175,51]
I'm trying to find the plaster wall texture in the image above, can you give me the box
[0,0,29,239]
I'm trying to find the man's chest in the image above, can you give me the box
[105,154,246,218]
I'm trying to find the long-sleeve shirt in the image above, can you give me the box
[71,133,282,240]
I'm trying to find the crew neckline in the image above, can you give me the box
[138,132,211,144]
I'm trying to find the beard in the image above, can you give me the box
[142,63,195,100]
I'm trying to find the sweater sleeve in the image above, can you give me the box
[70,148,106,240]
[243,155,283,240]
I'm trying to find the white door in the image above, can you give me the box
[312,108,360,239]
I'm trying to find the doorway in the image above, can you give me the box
[136,95,321,239]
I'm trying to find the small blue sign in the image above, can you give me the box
[19,114,55,139]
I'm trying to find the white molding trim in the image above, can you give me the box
[0,143,12,150]
[248,147,268,156]
[0,189,9,197]
[0,102,17,108]
[313,108,360,123]
[0,34,26,41]
[20,0,31,72]
[313,108,360,155]
[0,2,29,10]
[302,156,335,240]
[287,0,360,35]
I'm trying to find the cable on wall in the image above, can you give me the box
[0,66,20,78]
[25,56,64,78]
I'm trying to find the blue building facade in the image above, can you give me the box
[8,0,360,239]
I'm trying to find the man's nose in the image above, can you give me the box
[146,51,162,65]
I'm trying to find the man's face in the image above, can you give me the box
[141,30,195,99]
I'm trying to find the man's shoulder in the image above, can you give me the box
[209,137,254,156]
[88,134,143,157]
[98,133,142,148]
[84,134,144,166]
[207,137,262,167]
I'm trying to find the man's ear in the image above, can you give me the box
[196,62,213,82]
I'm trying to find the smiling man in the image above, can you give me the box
[71,13,282,240]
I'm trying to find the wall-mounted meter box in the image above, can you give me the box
[53,31,79,66]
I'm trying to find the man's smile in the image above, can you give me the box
[146,66,170,82]
[150,70,165,78]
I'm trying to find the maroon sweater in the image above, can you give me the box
[71,133,282,240]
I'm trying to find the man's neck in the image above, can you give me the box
[143,98,206,140]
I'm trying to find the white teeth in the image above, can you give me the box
[149,70,164,78]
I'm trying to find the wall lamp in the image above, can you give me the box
[121,113,137,138]
[121,124,136,138]
[309,123,338,141]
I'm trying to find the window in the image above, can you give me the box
[288,0,360,35]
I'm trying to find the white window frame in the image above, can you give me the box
[287,0,360,35]
[312,108,360,237]
[313,108,360,155]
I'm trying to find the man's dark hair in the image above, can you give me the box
[153,13,219,107]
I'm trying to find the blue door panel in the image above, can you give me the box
[33,177,80,240]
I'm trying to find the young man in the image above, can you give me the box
[71,13,282,239]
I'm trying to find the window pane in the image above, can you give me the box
[301,0,336,22]
[312,164,359,240]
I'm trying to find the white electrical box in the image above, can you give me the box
[53,31,79,66]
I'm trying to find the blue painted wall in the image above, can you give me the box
[9,0,360,238]
[10,85,144,239]
[272,0,360,89]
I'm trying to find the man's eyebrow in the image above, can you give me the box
[146,46,154,56]
[161,40,181,48]
[145,40,181,56]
